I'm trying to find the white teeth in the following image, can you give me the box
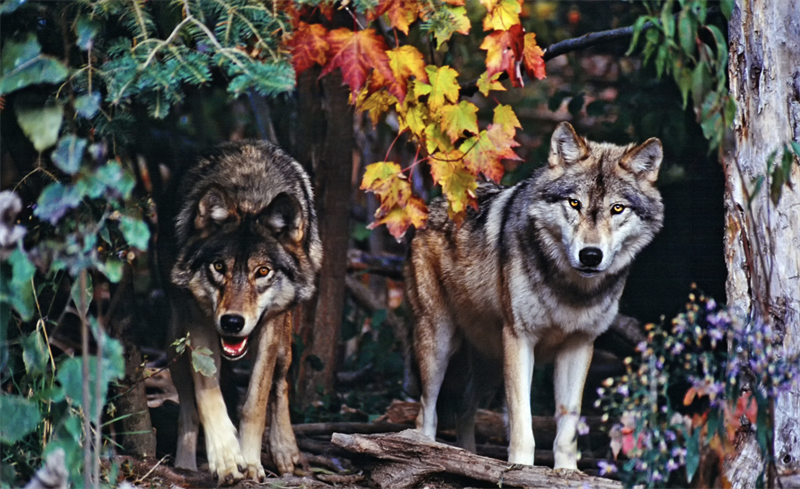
[221,337,248,358]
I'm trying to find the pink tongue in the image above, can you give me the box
[221,337,247,357]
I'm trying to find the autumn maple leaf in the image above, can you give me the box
[439,100,479,142]
[287,21,329,77]
[522,32,547,80]
[460,123,521,182]
[480,24,524,85]
[416,65,460,112]
[385,45,429,103]
[493,104,522,136]
[361,161,411,209]
[321,28,403,101]
[370,195,428,239]
[477,71,506,96]
[429,149,478,221]
[371,0,420,35]
[482,0,522,31]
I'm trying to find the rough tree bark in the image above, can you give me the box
[295,71,355,406]
[724,1,800,487]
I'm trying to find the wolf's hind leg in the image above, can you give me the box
[171,352,199,471]
[552,334,594,472]
[503,325,536,466]
[414,316,458,441]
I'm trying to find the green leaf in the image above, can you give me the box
[655,45,669,78]
[678,9,697,57]
[56,342,123,420]
[660,4,675,39]
[22,330,49,376]
[691,62,711,108]
[626,16,650,56]
[720,0,733,20]
[101,260,124,283]
[95,161,136,199]
[705,25,728,68]
[34,182,82,224]
[0,394,41,444]
[14,103,64,152]
[0,0,26,15]
[191,347,216,377]
[75,93,101,119]
[75,16,100,51]
[1,248,36,320]
[676,67,693,108]
[70,273,93,319]
[119,215,150,250]
[0,33,69,96]
[52,136,87,175]
[685,428,700,482]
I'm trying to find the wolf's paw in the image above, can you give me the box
[552,467,582,477]
[269,433,300,475]
[241,462,267,482]
[206,432,246,485]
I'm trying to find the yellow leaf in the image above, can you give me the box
[477,71,506,96]
[439,100,479,142]
[493,104,521,135]
[417,65,460,112]
[482,0,522,31]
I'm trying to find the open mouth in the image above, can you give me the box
[220,336,249,360]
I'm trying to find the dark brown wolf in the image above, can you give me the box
[158,141,322,484]
[406,122,663,473]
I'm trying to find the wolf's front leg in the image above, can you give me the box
[503,325,536,465]
[552,334,594,473]
[194,377,245,485]
[238,317,283,481]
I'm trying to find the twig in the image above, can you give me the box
[132,454,170,485]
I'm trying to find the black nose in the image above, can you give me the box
[220,314,245,333]
[579,247,603,267]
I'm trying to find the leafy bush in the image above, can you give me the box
[597,289,799,487]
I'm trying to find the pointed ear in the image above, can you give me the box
[260,193,304,244]
[620,138,663,183]
[194,186,238,231]
[549,122,588,168]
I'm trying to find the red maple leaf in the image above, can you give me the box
[287,22,329,78]
[321,28,403,101]
[480,24,524,86]
[522,32,546,80]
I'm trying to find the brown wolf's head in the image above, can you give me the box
[531,122,664,282]
[174,189,311,360]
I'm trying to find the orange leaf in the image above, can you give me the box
[683,386,698,406]
[321,28,403,101]
[372,0,420,35]
[480,24,524,85]
[387,45,428,103]
[522,32,546,80]
[460,124,520,182]
[482,0,522,32]
[370,195,428,240]
[287,22,329,77]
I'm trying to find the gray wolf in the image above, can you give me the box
[406,122,663,472]
[159,141,322,484]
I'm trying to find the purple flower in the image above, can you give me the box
[666,458,680,472]
[577,416,590,436]
[597,460,618,475]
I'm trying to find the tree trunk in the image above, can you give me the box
[295,71,354,406]
[724,1,800,487]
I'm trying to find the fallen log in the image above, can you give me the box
[332,429,622,489]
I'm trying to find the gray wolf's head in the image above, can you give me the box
[173,188,315,360]
[531,122,664,281]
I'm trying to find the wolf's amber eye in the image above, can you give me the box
[212,261,224,273]
[568,199,581,210]
[256,266,271,278]
[611,204,625,215]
